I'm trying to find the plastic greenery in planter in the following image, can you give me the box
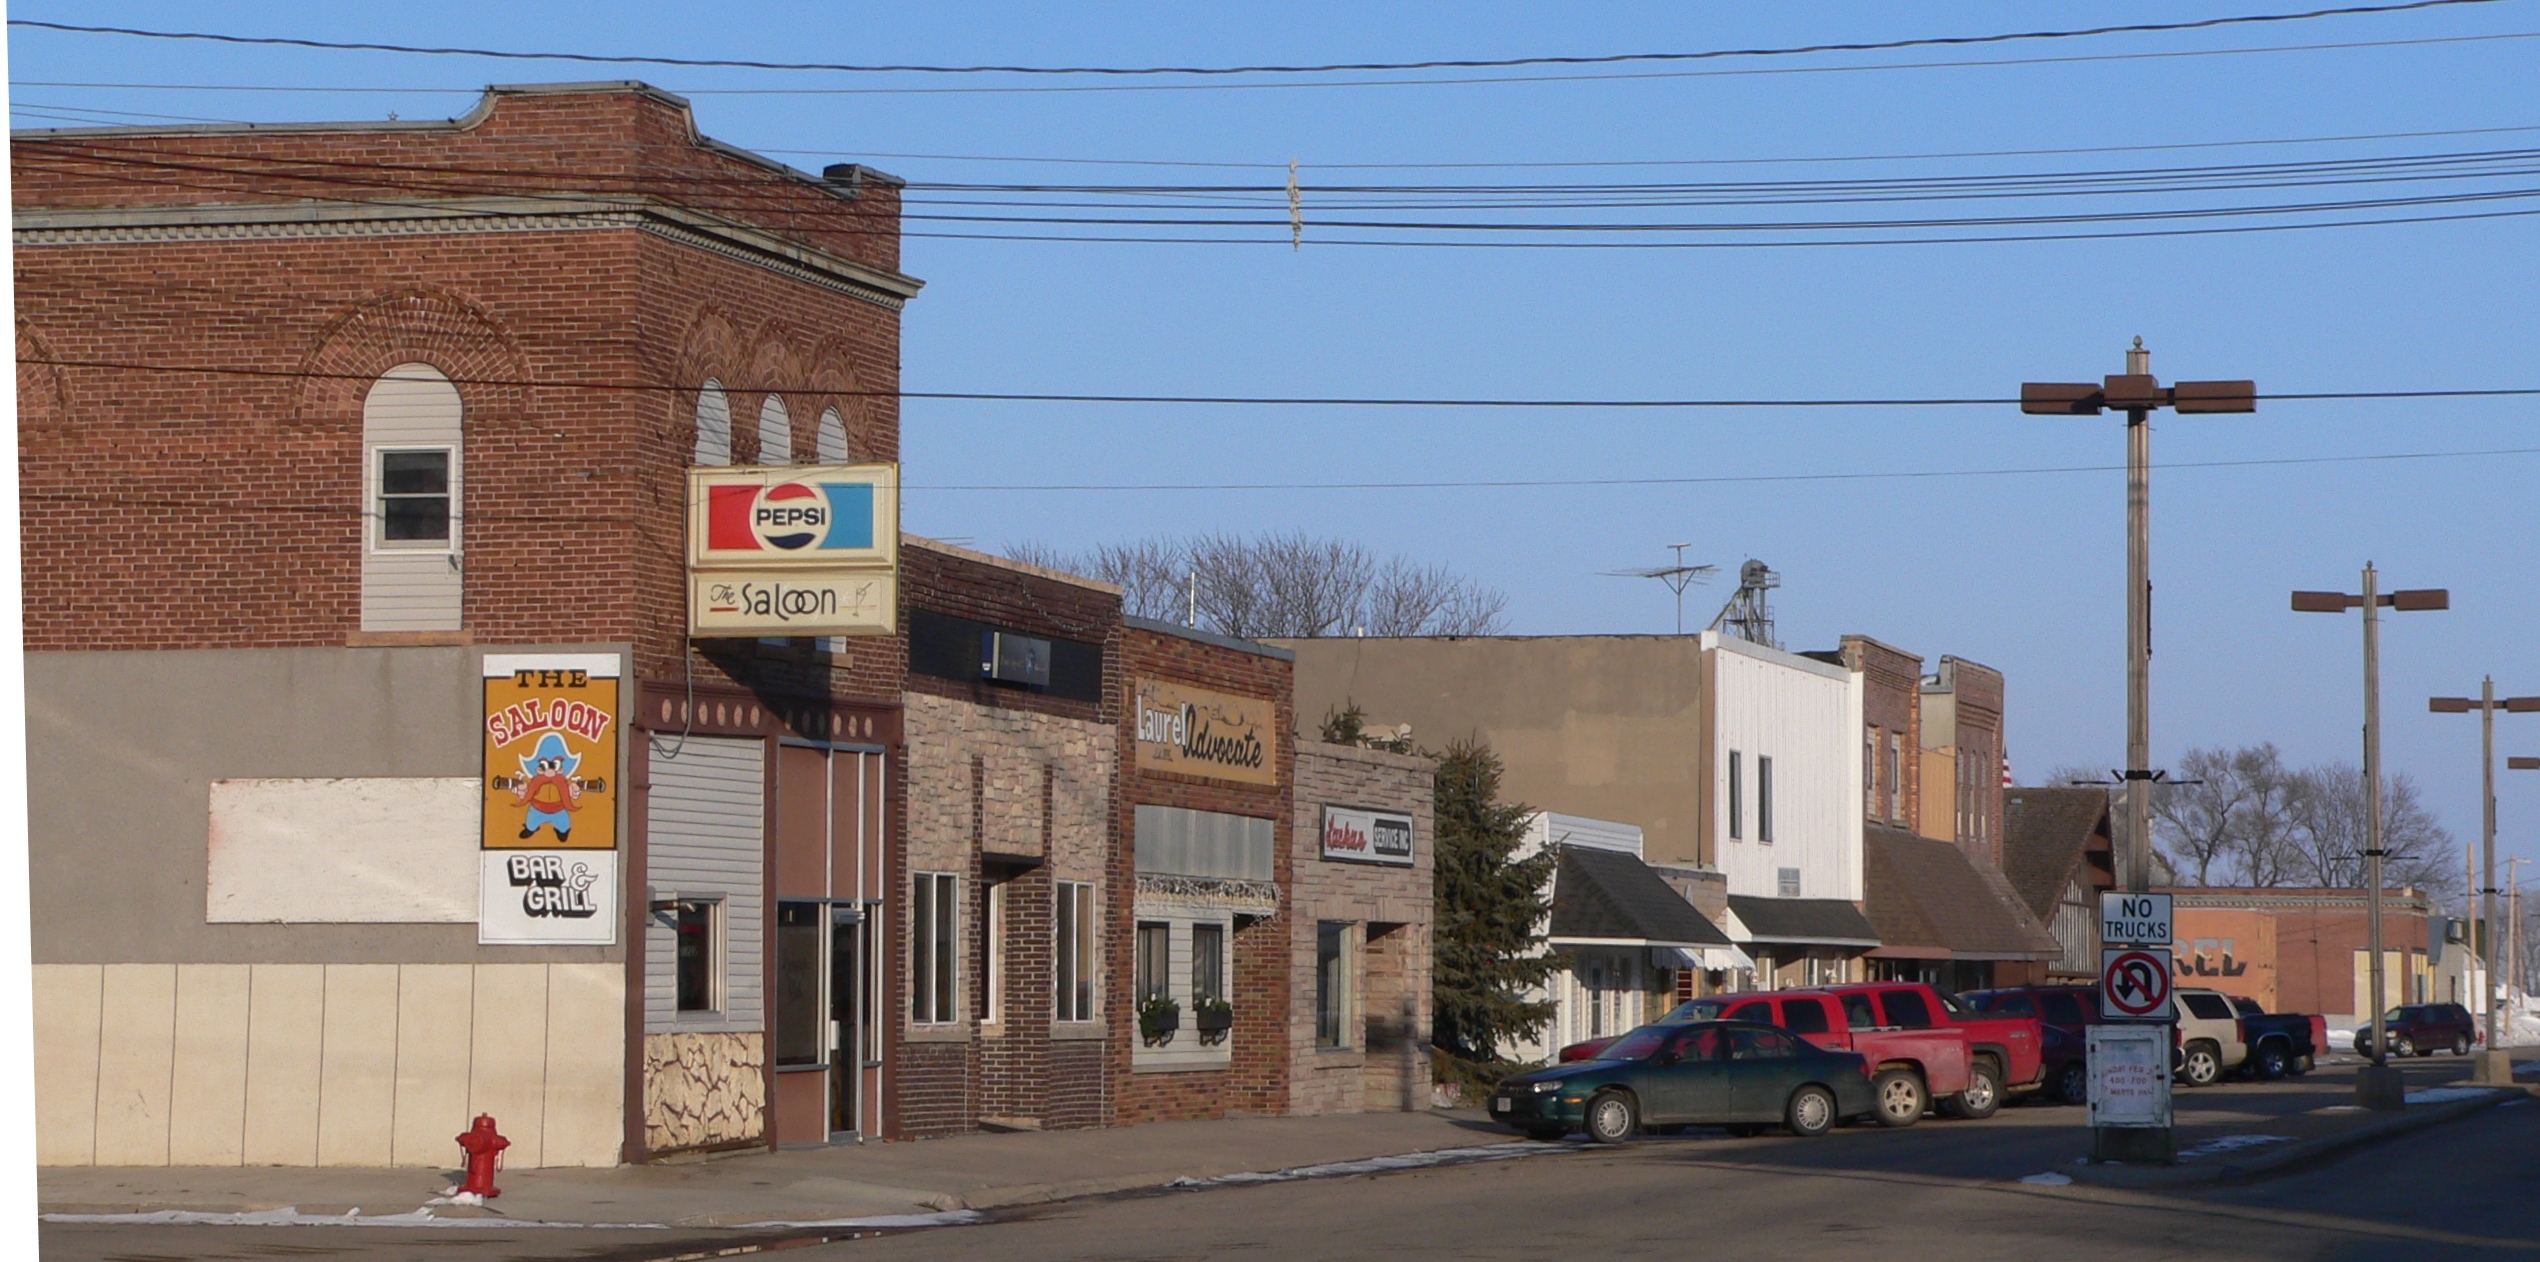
[1194,996,1234,1044]
[1138,995,1181,1046]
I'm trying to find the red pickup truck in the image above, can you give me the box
[1560,982,2043,1126]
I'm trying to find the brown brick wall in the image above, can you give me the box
[1844,636,1924,830]
[1289,743,1435,1115]
[1112,625,1295,1124]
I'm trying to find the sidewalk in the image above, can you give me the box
[39,1109,1529,1227]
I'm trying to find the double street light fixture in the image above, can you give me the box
[2428,683,2540,1080]
[2292,567,2448,1109]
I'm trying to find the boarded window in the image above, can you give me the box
[773,901,823,1065]
[757,394,792,465]
[816,406,850,462]
[360,364,462,631]
[693,380,732,464]
[1134,805,1273,880]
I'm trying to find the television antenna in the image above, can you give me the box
[1601,543,1717,635]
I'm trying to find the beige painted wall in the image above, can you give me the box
[1280,636,1712,866]
[34,962,622,1168]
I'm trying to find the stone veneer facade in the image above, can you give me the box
[1288,743,1436,1116]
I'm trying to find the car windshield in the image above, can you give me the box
[1596,1026,1674,1062]
[1662,1000,1731,1023]
[1935,990,1978,1020]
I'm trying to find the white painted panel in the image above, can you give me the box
[93,964,177,1165]
[207,778,478,923]
[693,381,732,465]
[467,965,550,1168]
[645,735,765,1033]
[33,964,102,1165]
[242,964,325,1166]
[757,394,792,464]
[1521,812,1642,858]
[390,965,475,1167]
[541,963,627,1167]
[315,964,400,1166]
[1710,637,1864,902]
[814,407,849,463]
[167,964,251,1165]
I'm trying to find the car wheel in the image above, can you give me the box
[1786,1085,1837,1138]
[2181,1043,2221,1087]
[1525,1126,1568,1142]
[1723,1124,1765,1138]
[1944,1060,2003,1120]
[1872,1068,1926,1128]
[2391,1034,2415,1058]
[1584,1090,1638,1144]
[2453,1035,2472,1056]
[2255,1043,2289,1080]
[2055,1060,2089,1106]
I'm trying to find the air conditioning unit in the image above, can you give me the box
[981,631,1052,688]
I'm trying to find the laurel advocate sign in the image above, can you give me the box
[1133,678,1278,786]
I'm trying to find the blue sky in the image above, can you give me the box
[13,3,2540,888]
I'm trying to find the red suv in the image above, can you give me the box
[2355,1003,2480,1057]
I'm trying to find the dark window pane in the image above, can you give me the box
[1315,922,1347,1048]
[1726,1001,1767,1022]
[2041,993,2087,1026]
[1055,885,1079,1020]
[1730,1028,1793,1060]
[1192,923,1225,1000]
[774,902,822,1064]
[380,450,449,494]
[933,877,956,1024]
[1136,923,1170,1001]
[1882,990,1933,1028]
[675,901,713,1012]
[381,495,449,541]
[1843,993,1878,1030]
[1781,999,1830,1034]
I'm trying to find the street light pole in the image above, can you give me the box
[2292,568,2448,1110]
[2429,681,2540,1081]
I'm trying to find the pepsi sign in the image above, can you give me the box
[688,463,897,570]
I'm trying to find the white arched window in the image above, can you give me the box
[693,380,732,465]
[362,362,463,632]
[815,406,849,463]
[757,395,793,466]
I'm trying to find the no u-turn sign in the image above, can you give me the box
[2100,948,2175,1021]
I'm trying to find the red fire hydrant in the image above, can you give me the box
[455,1114,509,1199]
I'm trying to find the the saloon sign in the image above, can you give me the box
[1133,678,1278,787]
[686,463,899,637]
[480,653,621,945]
[1321,806,1415,867]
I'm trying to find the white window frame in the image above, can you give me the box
[911,871,960,1026]
[980,880,1004,1025]
[1055,881,1097,1023]
[367,443,460,554]
[668,896,725,1017]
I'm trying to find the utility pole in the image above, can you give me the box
[2429,679,2539,1081]
[2293,566,2448,1109]
[2022,339,2253,1164]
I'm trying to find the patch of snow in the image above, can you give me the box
[2404,1086,2504,1104]
[1167,1142,1559,1190]
[2018,1172,2074,1186]
[2315,1105,2365,1113]
[2176,1134,2290,1161]
[39,1207,668,1230]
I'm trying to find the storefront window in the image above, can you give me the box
[911,873,958,1024]
[977,881,1003,1023]
[1315,921,1350,1048]
[1136,922,1171,1001]
[1192,923,1225,1001]
[774,902,822,1064]
[675,899,719,1013]
[1055,881,1096,1021]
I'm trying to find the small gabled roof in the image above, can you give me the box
[2002,788,2115,920]
[1550,846,1732,949]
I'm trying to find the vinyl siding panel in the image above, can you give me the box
[645,735,766,1033]
[1710,637,1863,903]
[359,366,463,632]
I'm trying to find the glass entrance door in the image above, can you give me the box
[831,904,880,1137]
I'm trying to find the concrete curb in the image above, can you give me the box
[2061,1087,2527,1189]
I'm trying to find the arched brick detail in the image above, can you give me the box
[16,318,70,436]
[806,334,888,464]
[738,329,804,464]
[672,307,743,455]
[290,288,525,432]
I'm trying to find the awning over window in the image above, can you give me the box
[1547,845,1733,951]
[1722,895,1882,950]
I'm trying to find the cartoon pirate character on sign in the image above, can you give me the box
[512,732,584,842]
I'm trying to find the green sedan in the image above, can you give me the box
[1490,1020,1879,1143]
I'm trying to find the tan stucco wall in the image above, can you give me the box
[1279,637,1712,866]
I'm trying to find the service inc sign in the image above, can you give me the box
[1321,806,1416,867]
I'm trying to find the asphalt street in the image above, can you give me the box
[40,1062,2537,1262]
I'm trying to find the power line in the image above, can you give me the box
[19,356,2540,408]
[9,2,2507,78]
[904,446,2540,492]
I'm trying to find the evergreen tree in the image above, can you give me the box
[1430,738,1558,1087]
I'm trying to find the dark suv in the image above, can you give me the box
[2353,1003,2479,1057]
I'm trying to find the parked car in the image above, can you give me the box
[2353,1003,2480,1058]
[1493,1020,1878,1143]
[2171,988,2250,1086]
[2227,995,2323,1077]
[1566,982,2043,1124]
[1963,985,2096,1105]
